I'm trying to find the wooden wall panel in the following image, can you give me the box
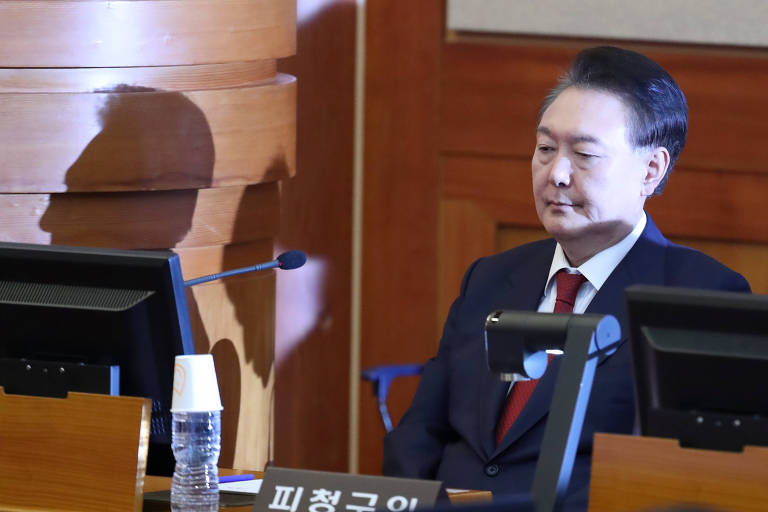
[659,51,768,175]
[441,43,574,156]
[495,227,549,254]
[443,155,768,244]
[0,0,296,67]
[272,0,356,473]
[444,153,768,292]
[438,199,496,332]
[0,76,295,193]
[361,4,768,476]
[443,156,539,226]
[359,0,445,475]
[645,170,768,243]
[440,42,768,177]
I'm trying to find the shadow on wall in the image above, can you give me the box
[204,159,289,468]
[38,85,215,246]
[35,84,245,472]
[223,158,288,376]
[271,0,356,471]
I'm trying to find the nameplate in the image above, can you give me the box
[252,466,443,512]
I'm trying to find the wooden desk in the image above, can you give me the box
[447,488,493,504]
[144,469,492,510]
[589,433,768,512]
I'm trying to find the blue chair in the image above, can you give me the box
[361,364,424,432]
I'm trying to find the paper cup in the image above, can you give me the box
[171,354,224,412]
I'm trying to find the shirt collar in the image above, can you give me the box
[544,212,647,293]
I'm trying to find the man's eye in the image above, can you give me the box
[576,152,596,159]
[537,145,554,153]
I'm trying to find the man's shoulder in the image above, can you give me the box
[663,240,735,273]
[460,238,555,292]
[661,241,751,291]
[635,217,750,291]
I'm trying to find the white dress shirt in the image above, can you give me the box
[537,213,647,314]
[503,213,646,388]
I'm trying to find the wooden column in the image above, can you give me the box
[0,0,297,471]
[274,0,356,472]
[360,0,445,474]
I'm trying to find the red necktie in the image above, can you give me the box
[494,270,588,445]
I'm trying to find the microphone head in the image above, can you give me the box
[277,250,307,270]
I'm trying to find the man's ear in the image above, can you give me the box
[641,147,670,196]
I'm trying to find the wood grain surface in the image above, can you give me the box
[589,433,768,512]
[0,390,151,512]
[359,0,445,475]
[272,0,356,473]
[186,264,276,470]
[0,183,279,249]
[0,74,296,192]
[438,199,497,333]
[440,42,768,176]
[176,239,277,470]
[441,154,768,294]
[0,61,277,94]
[0,0,296,67]
[442,155,768,244]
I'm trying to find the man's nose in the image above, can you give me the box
[549,155,572,187]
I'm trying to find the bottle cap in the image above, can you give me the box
[171,354,224,412]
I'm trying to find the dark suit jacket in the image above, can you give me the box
[382,216,750,511]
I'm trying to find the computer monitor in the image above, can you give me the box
[626,284,768,452]
[0,241,194,474]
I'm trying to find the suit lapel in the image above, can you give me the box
[473,241,554,459]
[587,215,668,338]
[494,215,670,453]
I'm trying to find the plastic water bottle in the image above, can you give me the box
[170,410,221,512]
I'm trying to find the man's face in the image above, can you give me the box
[532,87,651,250]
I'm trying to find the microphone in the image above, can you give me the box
[184,250,307,287]
[275,250,307,270]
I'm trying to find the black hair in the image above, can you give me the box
[541,46,688,195]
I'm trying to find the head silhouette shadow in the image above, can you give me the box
[221,161,288,376]
[36,84,243,473]
[206,157,289,468]
[40,84,214,248]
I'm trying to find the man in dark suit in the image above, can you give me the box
[382,46,750,511]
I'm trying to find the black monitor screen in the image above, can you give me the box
[626,284,768,452]
[0,241,194,474]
